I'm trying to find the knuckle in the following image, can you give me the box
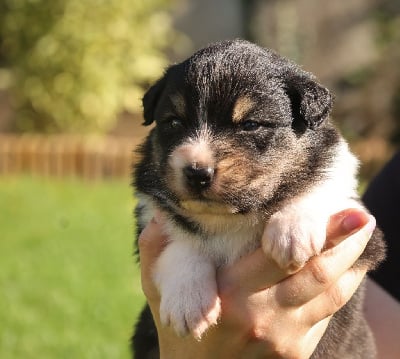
[309,259,331,287]
[248,321,304,359]
[249,326,265,342]
[249,327,281,354]
[328,284,347,311]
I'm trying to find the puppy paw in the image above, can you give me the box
[159,278,221,339]
[263,210,327,270]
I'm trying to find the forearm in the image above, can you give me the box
[364,278,400,359]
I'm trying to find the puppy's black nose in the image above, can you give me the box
[183,165,214,191]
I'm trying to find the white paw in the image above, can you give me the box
[159,276,221,339]
[263,210,327,270]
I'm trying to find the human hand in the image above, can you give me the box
[138,209,376,359]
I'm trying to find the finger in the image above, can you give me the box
[138,217,169,299]
[218,209,372,296]
[300,317,332,359]
[325,208,371,249]
[218,247,289,297]
[273,215,375,307]
[305,267,367,326]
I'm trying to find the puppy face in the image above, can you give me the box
[137,40,339,217]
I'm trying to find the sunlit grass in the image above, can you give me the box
[0,176,143,358]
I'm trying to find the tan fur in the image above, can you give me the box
[232,96,255,123]
[180,200,236,215]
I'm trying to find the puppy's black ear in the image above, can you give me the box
[286,74,332,131]
[142,76,167,126]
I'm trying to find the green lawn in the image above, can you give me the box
[0,176,144,358]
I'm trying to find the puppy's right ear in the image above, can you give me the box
[285,73,332,132]
[142,75,167,126]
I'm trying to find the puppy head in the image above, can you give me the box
[140,40,337,216]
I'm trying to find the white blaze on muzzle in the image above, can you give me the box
[169,125,215,184]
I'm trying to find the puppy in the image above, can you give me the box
[132,40,385,358]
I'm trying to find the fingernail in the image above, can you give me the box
[342,212,368,232]
[365,215,376,235]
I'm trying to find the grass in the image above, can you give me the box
[0,176,144,358]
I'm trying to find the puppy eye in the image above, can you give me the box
[162,117,184,131]
[170,117,183,128]
[240,120,261,131]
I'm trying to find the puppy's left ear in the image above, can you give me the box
[142,75,167,126]
[285,74,332,131]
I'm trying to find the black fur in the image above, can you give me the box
[136,41,340,217]
[131,304,159,359]
[131,40,385,358]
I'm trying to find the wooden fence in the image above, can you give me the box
[0,135,139,180]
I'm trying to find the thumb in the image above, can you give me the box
[325,208,371,249]
[138,215,169,299]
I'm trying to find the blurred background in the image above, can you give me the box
[0,0,399,357]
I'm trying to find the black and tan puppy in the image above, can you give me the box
[132,40,385,358]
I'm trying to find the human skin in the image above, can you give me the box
[138,209,376,359]
[364,279,400,359]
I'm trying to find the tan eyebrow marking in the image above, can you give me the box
[169,93,186,117]
[232,96,255,123]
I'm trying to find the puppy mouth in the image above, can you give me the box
[179,199,239,215]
